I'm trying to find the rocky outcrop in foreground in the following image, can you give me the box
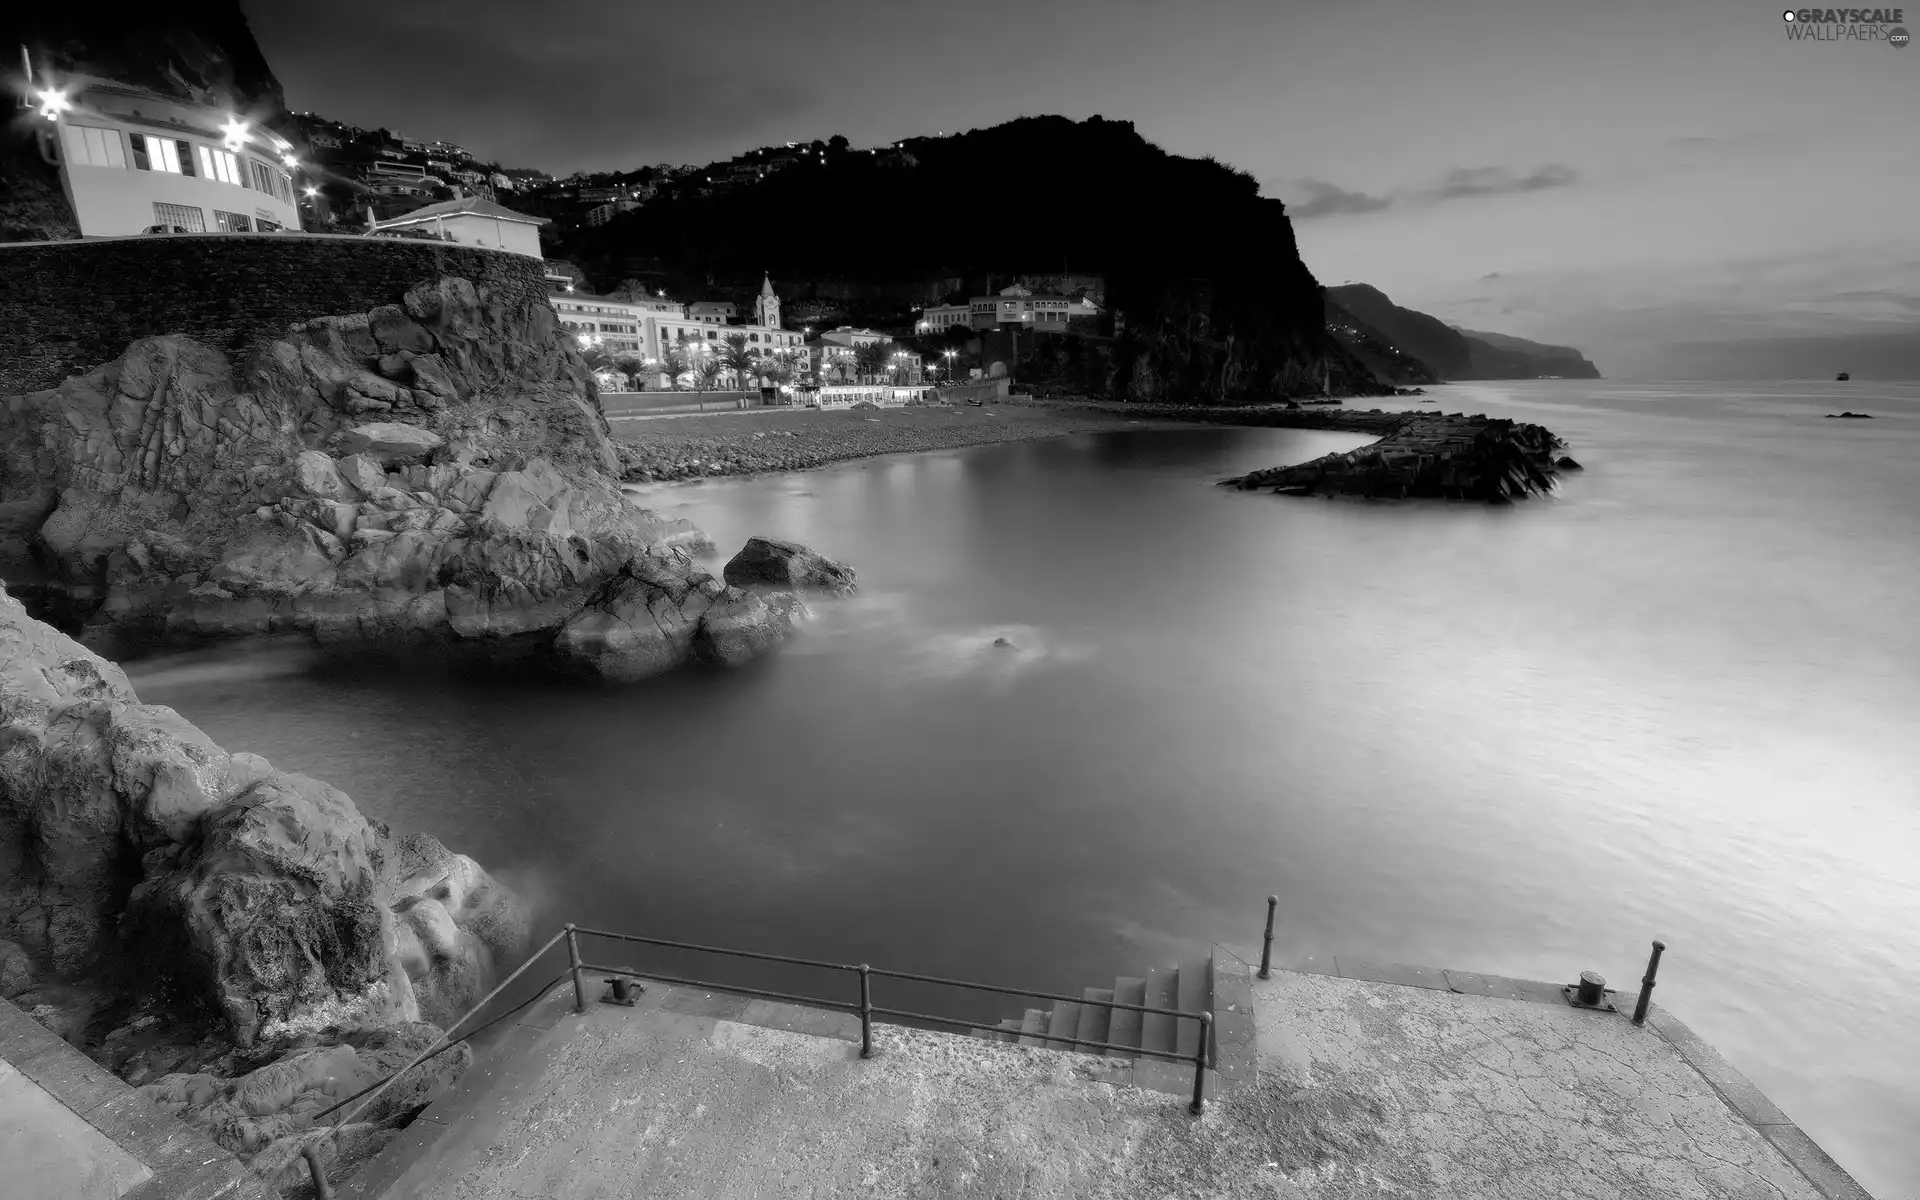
[0,274,813,678]
[723,536,858,595]
[0,586,520,1187]
[1218,411,1571,503]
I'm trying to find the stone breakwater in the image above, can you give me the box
[0,586,520,1191]
[1203,408,1570,503]
[613,404,1170,481]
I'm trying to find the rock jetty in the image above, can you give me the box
[0,274,815,678]
[0,586,521,1189]
[1217,410,1570,502]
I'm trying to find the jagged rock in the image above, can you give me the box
[553,543,806,683]
[695,589,809,665]
[0,274,706,662]
[0,939,36,998]
[136,1020,465,1186]
[722,536,858,595]
[337,422,445,465]
[1220,412,1569,502]
[1556,456,1583,469]
[0,588,528,1052]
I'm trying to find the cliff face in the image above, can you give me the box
[1327,284,1601,381]
[0,6,292,240]
[1327,297,1444,386]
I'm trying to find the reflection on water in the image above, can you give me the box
[128,381,1920,1197]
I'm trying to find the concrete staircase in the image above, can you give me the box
[972,953,1217,1066]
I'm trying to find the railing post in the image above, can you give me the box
[858,965,873,1058]
[1189,1013,1212,1115]
[565,924,587,1014]
[1632,940,1666,1026]
[1259,895,1277,979]
[301,1143,333,1199]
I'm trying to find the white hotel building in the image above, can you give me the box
[32,72,302,236]
[549,276,805,367]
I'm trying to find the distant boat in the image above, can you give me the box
[1836,371,1850,381]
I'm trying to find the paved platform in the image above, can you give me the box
[338,952,1873,1200]
[0,998,269,1200]
[1248,952,1869,1198]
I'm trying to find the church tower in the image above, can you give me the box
[754,273,780,330]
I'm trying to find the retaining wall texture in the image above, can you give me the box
[0,235,549,395]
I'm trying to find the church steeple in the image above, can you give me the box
[754,273,780,330]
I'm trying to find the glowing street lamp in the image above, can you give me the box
[35,87,71,121]
[220,117,250,150]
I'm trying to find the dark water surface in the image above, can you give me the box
[129,381,1920,1194]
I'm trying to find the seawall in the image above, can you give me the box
[0,233,549,395]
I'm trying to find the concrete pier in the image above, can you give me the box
[330,947,1870,1200]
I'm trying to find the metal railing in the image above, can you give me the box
[300,922,1215,1195]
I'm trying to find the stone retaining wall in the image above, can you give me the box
[0,234,548,395]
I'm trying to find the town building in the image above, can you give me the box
[32,71,302,236]
[961,285,1100,331]
[917,304,972,333]
[548,275,805,377]
[369,195,548,257]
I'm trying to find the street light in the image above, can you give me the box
[35,87,71,121]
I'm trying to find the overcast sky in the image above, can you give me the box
[248,0,1919,377]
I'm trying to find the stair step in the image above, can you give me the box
[1076,987,1114,1051]
[1139,967,1179,1058]
[1046,1001,1082,1051]
[1108,977,1146,1054]
[1017,1008,1048,1047]
[1175,956,1210,1062]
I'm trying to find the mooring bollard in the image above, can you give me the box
[1189,1012,1213,1114]
[1632,940,1666,1026]
[858,964,873,1058]
[1259,895,1278,979]
[565,924,587,1014]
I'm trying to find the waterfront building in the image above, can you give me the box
[369,195,548,257]
[963,285,1100,331]
[549,277,805,374]
[31,71,301,236]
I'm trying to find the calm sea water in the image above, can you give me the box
[128,380,1920,1195]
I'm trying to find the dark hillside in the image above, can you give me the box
[568,116,1389,403]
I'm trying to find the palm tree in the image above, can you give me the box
[614,354,646,391]
[659,348,690,391]
[721,335,756,391]
[696,358,722,391]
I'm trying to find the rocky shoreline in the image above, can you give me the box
[0,586,525,1191]
[610,403,1178,481]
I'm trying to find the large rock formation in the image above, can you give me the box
[0,274,745,668]
[553,544,809,683]
[723,536,858,596]
[0,585,523,1185]
[1219,412,1569,502]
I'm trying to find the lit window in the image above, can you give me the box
[60,124,127,168]
[213,210,253,232]
[195,146,243,185]
[133,134,187,174]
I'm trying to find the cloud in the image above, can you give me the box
[1480,271,1504,280]
[1427,164,1579,200]
[1284,178,1393,218]
[1283,163,1580,220]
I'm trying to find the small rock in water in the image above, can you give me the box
[1555,456,1583,470]
[992,637,1016,649]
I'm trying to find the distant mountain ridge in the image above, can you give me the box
[1326,284,1601,381]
